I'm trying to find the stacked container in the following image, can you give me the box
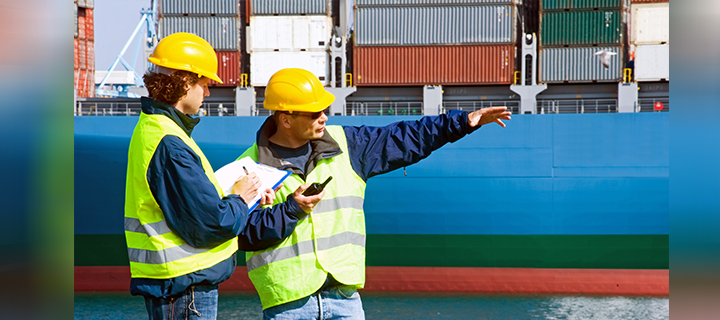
[538,0,630,83]
[247,0,332,86]
[630,0,668,82]
[74,0,95,97]
[158,0,244,87]
[352,0,516,86]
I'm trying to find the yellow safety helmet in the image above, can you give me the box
[263,68,335,112]
[148,32,223,83]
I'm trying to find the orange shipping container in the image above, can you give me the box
[78,40,86,69]
[74,38,80,69]
[209,51,240,87]
[86,40,95,70]
[78,14,86,40]
[353,45,515,86]
[85,9,94,40]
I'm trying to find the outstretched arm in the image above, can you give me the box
[343,108,510,181]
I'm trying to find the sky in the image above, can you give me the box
[94,0,150,76]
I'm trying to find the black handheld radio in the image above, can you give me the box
[302,176,333,196]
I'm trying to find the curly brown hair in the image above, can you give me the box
[143,70,200,106]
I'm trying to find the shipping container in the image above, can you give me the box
[634,44,668,81]
[77,0,94,9]
[250,0,328,15]
[86,40,95,70]
[353,45,515,86]
[78,12,86,40]
[248,16,331,52]
[355,0,513,6]
[541,0,625,10]
[77,0,86,8]
[78,40,86,69]
[539,46,623,83]
[540,10,623,46]
[631,0,668,3]
[85,9,94,40]
[160,0,239,16]
[74,39,79,68]
[74,4,78,38]
[631,2,668,45]
[209,51,241,87]
[250,51,328,86]
[354,5,515,46]
[159,16,240,50]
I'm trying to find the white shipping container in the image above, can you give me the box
[250,52,328,86]
[634,44,669,82]
[631,3,668,45]
[248,16,331,52]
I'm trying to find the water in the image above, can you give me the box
[74,292,668,320]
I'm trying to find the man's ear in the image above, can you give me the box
[279,113,293,129]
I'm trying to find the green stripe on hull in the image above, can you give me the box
[76,234,668,269]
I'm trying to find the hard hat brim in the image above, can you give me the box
[148,57,223,84]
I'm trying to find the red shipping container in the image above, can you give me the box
[86,40,95,70]
[353,45,516,86]
[78,40,87,69]
[85,9,94,40]
[78,14,86,40]
[209,51,240,87]
[74,38,79,69]
[74,68,80,91]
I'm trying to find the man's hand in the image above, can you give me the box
[258,184,284,206]
[292,184,325,213]
[467,106,512,128]
[231,172,261,203]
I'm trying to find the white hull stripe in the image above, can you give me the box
[247,231,366,271]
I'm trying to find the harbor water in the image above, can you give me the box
[74,292,668,320]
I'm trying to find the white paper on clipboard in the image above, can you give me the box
[214,157,291,211]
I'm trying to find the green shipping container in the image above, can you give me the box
[541,0,624,10]
[541,10,623,46]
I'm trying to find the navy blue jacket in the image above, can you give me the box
[130,97,307,298]
[236,110,479,244]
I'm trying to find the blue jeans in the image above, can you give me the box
[144,285,219,320]
[263,285,365,320]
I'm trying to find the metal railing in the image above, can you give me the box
[536,99,619,114]
[347,101,424,116]
[75,101,236,116]
[637,98,670,112]
[443,100,520,115]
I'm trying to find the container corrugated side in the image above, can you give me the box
[540,10,623,46]
[355,0,513,6]
[159,16,239,51]
[78,40,86,69]
[77,12,85,40]
[160,0,238,16]
[541,0,624,10]
[209,51,241,87]
[250,51,328,86]
[85,9,94,40]
[86,40,95,70]
[248,16,331,52]
[634,44,668,81]
[355,5,514,46]
[353,45,515,86]
[74,39,79,68]
[539,46,623,83]
[631,3,668,45]
[250,0,328,15]
[74,5,78,38]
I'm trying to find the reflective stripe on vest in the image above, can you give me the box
[239,125,367,309]
[124,113,237,279]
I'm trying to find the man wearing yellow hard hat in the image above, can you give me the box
[236,68,512,319]
[125,33,323,319]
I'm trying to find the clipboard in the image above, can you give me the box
[214,157,292,211]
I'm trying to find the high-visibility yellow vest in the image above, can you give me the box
[124,113,238,279]
[239,125,367,309]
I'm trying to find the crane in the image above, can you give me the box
[95,0,157,98]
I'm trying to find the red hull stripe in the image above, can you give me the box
[75,266,668,295]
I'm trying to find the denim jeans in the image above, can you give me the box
[263,285,365,320]
[144,285,219,320]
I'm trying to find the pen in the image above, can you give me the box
[243,166,249,175]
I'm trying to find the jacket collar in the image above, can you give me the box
[141,96,200,137]
[256,117,342,177]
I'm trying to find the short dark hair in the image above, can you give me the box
[143,70,200,106]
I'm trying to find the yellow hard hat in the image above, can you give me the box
[148,32,223,83]
[263,68,335,112]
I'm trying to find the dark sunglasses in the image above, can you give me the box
[285,108,329,119]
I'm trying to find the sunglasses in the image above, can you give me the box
[284,108,329,119]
